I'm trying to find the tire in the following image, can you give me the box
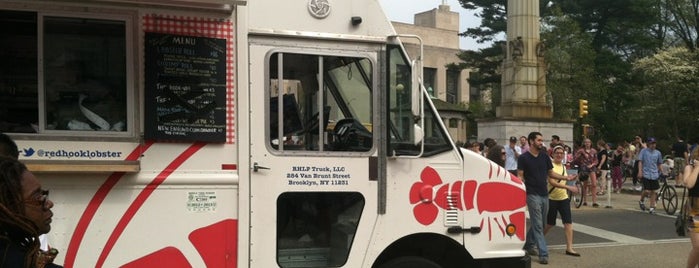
[378,256,442,268]
[662,185,678,215]
[570,180,583,208]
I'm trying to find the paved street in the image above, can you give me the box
[531,180,691,268]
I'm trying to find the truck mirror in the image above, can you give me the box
[413,123,424,145]
[410,59,421,117]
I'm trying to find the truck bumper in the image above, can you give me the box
[477,255,531,268]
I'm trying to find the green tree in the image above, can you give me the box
[660,0,699,51]
[632,47,699,140]
[541,7,599,121]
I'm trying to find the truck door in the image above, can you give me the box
[248,38,378,267]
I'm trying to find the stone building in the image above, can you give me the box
[391,4,472,145]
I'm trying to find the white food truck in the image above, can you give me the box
[0,0,529,267]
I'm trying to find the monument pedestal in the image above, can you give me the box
[477,118,574,147]
[496,102,553,119]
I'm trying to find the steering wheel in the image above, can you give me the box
[300,107,329,135]
[331,118,372,151]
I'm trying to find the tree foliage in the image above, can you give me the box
[540,7,599,120]
[632,47,699,140]
[456,0,699,146]
[661,0,699,51]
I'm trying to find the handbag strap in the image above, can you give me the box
[679,186,687,217]
[549,167,566,194]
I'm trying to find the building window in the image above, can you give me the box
[449,118,458,128]
[0,10,130,134]
[446,69,459,104]
[423,67,436,98]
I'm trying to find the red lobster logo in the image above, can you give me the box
[409,165,526,241]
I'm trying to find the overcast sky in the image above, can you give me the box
[379,0,490,50]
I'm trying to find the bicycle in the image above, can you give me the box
[567,168,584,208]
[656,170,678,215]
[621,161,635,186]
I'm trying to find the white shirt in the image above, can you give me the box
[505,144,521,171]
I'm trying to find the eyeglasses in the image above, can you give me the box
[501,151,506,155]
[24,189,50,210]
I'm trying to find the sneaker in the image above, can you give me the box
[649,208,655,214]
[639,201,646,211]
[539,257,549,265]
[525,248,538,256]
[592,203,600,208]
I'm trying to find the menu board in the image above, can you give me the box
[144,32,226,142]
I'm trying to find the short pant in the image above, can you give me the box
[688,197,699,233]
[642,178,660,191]
[547,198,572,225]
[675,158,686,171]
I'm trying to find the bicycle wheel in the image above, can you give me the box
[661,185,678,215]
[570,180,583,208]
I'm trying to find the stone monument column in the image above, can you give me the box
[477,0,573,147]
[498,0,550,118]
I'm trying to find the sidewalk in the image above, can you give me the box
[529,176,691,268]
[606,176,686,212]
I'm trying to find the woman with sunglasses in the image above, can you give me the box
[0,156,61,268]
[486,144,506,168]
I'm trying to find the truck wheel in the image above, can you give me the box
[379,256,442,268]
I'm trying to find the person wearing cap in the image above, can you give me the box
[637,137,663,214]
[505,136,522,175]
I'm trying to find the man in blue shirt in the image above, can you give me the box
[637,137,663,214]
[518,132,576,265]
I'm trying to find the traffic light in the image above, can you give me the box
[578,99,588,118]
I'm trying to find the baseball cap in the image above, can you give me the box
[509,136,517,142]
[647,137,656,143]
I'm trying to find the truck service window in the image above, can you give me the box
[0,10,128,134]
[269,52,373,152]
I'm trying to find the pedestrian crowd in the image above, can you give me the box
[465,132,699,266]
